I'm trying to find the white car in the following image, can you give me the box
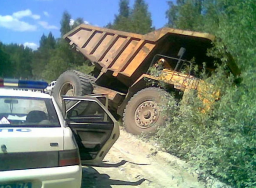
[0,79,119,188]
[45,81,56,94]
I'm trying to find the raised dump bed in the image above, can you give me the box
[64,24,239,85]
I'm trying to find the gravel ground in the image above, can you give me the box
[80,128,227,188]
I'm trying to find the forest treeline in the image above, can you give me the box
[1,0,254,81]
[0,0,256,187]
[0,11,90,81]
[0,0,154,81]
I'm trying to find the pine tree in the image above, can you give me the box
[71,18,84,29]
[119,0,130,18]
[166,1,179,27]
[129,0,153,34]
[166,0,203,30]
[0,43,13,77]
[107,0,131,32]
[1,44,33,78]
[39,34,47,50]
[60,11,71,36]
[32,32,55,79]
[47,32,56,49]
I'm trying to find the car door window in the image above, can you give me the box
[63,97,118,163]
[66,100,112,124]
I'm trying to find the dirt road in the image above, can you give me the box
[81,128,224,188]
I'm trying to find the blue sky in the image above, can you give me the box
[0,0,171,50]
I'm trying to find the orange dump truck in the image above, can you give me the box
[53,24,240,135]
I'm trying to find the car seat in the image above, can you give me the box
[26,110,47,123]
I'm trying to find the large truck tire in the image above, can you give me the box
[52,70,93,108]
[123,87,171,135]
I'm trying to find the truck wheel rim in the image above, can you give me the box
[59,82,75,97]
[134,101,160,129]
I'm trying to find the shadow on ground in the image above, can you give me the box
[81,160,148,188]
[93,160,149,168]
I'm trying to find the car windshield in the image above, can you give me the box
[0,96,60,127]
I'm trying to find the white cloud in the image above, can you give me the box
[13,9,40,20]
[0,10,58,32]
[43,11,50,17]
[38,21,58,29]
[32,15,40,20]
[0,9,41,32]
[70,19,89,26]
[69,19,74,26]
[24,42,38,50]
[0,15,37,31]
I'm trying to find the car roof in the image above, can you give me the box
[0,88,52,99]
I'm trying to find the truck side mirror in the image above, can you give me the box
[177,47,186,57]
[174,47,186,71]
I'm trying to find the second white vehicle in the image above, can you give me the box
[45,81,56,94]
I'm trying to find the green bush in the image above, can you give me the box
[156,64,256,187]
[72,62,94,75]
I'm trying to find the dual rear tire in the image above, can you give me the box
[123,87,170,135]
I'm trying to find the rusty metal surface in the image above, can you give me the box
[93,85,125,103]
[64,24,218,78]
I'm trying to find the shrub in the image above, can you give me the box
[156,64,256,187]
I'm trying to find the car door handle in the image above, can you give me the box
[50,143,59,147]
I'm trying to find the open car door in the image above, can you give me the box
[62,96,119,165]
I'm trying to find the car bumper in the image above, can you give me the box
[0,165,82,188]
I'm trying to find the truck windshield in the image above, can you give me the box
[0,97,60,127]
